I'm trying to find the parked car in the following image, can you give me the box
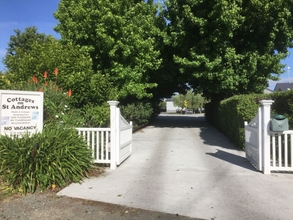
[195,108,205,113]
[186,109,193,114]
[181,108,186,114]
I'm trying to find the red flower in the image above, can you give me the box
[54,68,58,76]
[32,76,38,84]
[39,88,43,92]
[43,71,48,79]
[67,89,72,97]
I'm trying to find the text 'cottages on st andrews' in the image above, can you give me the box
[0,90,43,137]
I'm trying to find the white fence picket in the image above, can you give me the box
[270,131,293,172]
[245,100,293,174]
[77,128,111,164]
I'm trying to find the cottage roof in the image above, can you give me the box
[274,82,293,91]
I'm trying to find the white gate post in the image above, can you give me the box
[108,101,119,169]
[257,106,262,171]
[116,107,120,165]
[259,100,274,174]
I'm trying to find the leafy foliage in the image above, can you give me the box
[0,74,10,90]
[172,94,186,109]
[4,1,291,106]
[82,103,110,128]
[54,0,165,100]
[0,125,93,194]
[271,91,293,126]
[173,91,206,111]
[164,0,293,102]
[205,91,293,150]
[120,102,153,131]
[7,73,82,127]
[185,92,206,112]
[9,72,111,128]
[3,27,115,109]
[5,27,48,57]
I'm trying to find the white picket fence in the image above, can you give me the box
[76,127,111,164]
[76,101,132,169]
[270,130,293,172]
[244,100,293,174]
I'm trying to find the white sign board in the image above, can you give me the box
[0,90,44,137]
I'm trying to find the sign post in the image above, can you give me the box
[0,90,44,137]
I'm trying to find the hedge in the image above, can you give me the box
[205,90,293,150]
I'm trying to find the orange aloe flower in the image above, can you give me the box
[67,89,72,97]
[39,88,43,92]
[54,68,58,76]
[32,76,38,84]
[43,71,48,79]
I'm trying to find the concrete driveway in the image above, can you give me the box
[58,114,293,220]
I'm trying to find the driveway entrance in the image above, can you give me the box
[58,114,293,220]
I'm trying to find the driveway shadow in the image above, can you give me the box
[206,150,257,171]
[150,113,256,172]
[149,113,206,128]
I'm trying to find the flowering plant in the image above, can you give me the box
[24,69,83,127]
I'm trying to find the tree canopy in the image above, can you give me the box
[54,0,165,100]
[173,91,205,111]
[2,0,293,106]
[3,27,115,108]
[164,0,293,102]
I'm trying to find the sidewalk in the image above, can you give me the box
[58,114,293,220]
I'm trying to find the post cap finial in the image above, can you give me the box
[107,101,119,106]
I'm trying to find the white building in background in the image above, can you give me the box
[264,88,273,94]
[166,98,177,113]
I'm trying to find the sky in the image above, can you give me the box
[0,0,292,90]
[0,0,61,70]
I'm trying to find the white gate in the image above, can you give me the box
[77,101,132,169]
[116,108,133,165]
[244,100,293,174]
[244,110,262,171]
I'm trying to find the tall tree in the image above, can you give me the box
[172,93,185,108]
[164,0,293,102]
[4,27,47,57]
[173,91,205,111]
[185,91,205,112]
[3,27,115,107]
[54,0,165,100]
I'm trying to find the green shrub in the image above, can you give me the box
[270,91,293,126]
[218,94,266,149]
[8,74,83,127]
[120,102,153,131]
[82,103,110,127]
[205,91,293,150]
[0,125,93,194]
